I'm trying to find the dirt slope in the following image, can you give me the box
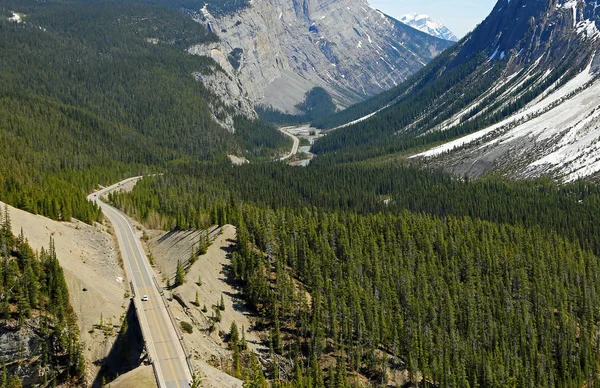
[146,224,264,387]
[109,365,157,388]
[1,201,128,384]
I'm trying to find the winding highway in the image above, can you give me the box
[88,178,192,388]
[278,125,302,161]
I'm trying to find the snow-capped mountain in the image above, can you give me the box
[315,0,600,182]
[399,13,458,42]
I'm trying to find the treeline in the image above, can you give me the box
[258,87,337,125]
[147,0,251,16]
[0,207,84,385]
[110,162,600,257]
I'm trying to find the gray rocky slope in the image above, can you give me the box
[188,0,452,114]
[317,0,600,182]
[411,0,600,181]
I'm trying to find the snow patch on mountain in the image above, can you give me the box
[413,55,600,181]
[400,13,458,42]
[413,57,595,159]
[8,12,22,23]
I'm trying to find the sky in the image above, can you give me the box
[368,0,497,38]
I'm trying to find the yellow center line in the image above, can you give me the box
[114,208,183,388]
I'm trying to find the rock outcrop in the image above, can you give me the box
[188,0,452,113]
[0,321,72,386]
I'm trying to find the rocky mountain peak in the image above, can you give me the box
[455,0,600,67]
[399,13,458,42]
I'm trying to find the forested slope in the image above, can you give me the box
[0,0,287,222]
[0,207,84,386]
[110,161,600,386]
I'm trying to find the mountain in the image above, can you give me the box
[188,0,452,113]
[400,13,458,42]
[0,0,291,223]
[314,0,600,181]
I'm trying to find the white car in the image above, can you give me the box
[141,295,148,301]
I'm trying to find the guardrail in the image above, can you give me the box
[155,278,195,377]
[152,361,161,388]
[153,276,164,296]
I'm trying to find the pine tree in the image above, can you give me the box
[175,260,185,287]
[229,321,240,347]
[2,205,13,248]
[240,325,247,350]
[243,353,268,388]
[1,362,7,388]
[189,245,197,265]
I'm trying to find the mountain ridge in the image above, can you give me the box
[188,0,452,113]
[313,0,600,181]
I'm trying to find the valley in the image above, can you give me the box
[277,125,322,165]
[4,0,600,386]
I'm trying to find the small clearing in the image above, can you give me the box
[1,201,128,385]
[8,12,22,23]
[228,154,250,165]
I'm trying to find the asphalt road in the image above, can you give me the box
[278,125,302,160]
[88,178,192,388]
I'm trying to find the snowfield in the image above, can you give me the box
[412,55,600,181]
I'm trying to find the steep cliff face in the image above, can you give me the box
[188,0,452,113]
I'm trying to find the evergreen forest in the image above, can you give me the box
[0,0,288,223]
[0,207,84,386]
[3,0,600,386]
[110,161,600,387]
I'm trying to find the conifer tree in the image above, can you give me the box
[229,321,240,347]
[175,260,185,287]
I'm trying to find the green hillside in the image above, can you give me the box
[0,0,287,222]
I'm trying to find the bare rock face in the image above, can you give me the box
[188,0,451,113]
[193,66,256,132]
[408,0,600,182]
[0,321,69,386]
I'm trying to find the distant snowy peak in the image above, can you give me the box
[400,13,458,42]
